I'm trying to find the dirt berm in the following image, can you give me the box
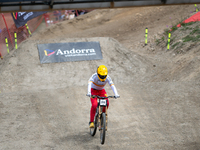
[0,5,200,150]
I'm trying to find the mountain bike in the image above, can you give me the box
[87,95,119,145]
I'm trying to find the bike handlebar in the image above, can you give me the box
[86,94,119,99]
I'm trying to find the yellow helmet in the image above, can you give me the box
[97,65,108,82]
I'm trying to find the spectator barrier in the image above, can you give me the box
[43,10,92,27]
[0,13,44,57]
[0,10,92,58]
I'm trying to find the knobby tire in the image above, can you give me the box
[100,113,106,144]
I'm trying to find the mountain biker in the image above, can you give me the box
[87,65,120,128]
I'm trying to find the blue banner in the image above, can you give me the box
[37,42,103,64]
[11,11,47,28]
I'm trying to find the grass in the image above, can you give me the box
[181,21,197,27]
[172,42,180,49]
[155,39,161,45]
[171,26,178,33]
[182,35,194,42]
[183,34,200,42]
[190,26,200,35]
[180,27,192,31]
[156,20,200,52]
[155,36,165,45]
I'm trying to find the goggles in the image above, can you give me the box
[98,74,107,79]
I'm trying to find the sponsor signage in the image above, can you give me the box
[11,11,47,28]
[37,42,102,64]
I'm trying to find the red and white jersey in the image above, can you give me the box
[88,73,119,96]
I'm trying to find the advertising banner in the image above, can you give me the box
[11,11,47,28]
[37,42,103,64]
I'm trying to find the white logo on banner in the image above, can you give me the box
[56,48,96,57]
[17,12,34,20]
[18,12,26,17]
[23,12,33,20]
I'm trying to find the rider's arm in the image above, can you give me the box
[107,75,119,97]
[88,81,92,95]
[111,84,119,96]
[88,74,95,95]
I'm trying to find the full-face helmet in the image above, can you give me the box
[97,65,108,82]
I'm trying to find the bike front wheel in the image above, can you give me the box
[100,113,106,144]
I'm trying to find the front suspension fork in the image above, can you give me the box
[98,106,108,131]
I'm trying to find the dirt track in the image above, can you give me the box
[0,5,200,150]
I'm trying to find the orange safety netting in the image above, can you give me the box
[0,13,44,57]
[177,12,200,27]
[0,10,92,58]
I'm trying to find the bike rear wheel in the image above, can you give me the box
[100,113,106,144]
[90,114,98,136]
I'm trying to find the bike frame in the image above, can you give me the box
[91,95,115,131]
[87,94,118,144]
[98,99,108,131]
